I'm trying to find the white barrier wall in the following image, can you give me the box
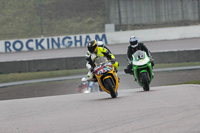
[107,25,200,44]
[1,25,200,53]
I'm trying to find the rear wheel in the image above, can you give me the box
[104,78,117,98]
[141,72,150,91]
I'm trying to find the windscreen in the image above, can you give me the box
[94,56,108,65]
[133,50,145,60]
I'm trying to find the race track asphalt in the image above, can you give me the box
[0,84,200,133]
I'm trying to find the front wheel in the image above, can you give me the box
[104,78,117,98]
[140,72,150,91]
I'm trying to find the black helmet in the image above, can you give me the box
[129,36,138,48]
[87,40,98,53]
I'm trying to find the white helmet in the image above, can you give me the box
[129,36,138,48]
[97,41,104,46]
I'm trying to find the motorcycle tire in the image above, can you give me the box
[141,72,150,91]
[104,78,117,98]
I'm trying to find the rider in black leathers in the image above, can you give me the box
[124,36,154,75]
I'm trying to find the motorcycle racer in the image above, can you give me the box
[124,36,154,75]
[83,39,119,81]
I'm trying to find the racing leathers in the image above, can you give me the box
[85,46,119,81]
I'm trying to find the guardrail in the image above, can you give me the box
[0,49,200,74]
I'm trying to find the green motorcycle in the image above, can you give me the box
[132,50,153,91]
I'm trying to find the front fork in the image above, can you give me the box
[133,63,152,86]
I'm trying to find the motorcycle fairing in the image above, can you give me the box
[132,50,153,87]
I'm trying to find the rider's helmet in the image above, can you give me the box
[87,40,98,53]
[129,36,138,48]
[97,41,104,46]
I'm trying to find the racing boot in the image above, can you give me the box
[124,68,134,75]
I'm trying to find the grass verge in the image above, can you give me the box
[0,68,88,83]
[154,62,200,68]
[182,81,200,84]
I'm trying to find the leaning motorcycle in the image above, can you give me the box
[93,56,119,98]
[132,50,153,91]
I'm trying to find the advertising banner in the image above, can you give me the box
[0,33,108,53]
[1,25,200,53]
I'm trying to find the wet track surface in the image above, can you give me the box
[0,84,200,133]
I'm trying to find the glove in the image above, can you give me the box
[110,58,116,64]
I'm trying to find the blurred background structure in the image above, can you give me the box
[0,0,200,40]
[108,0,200,31]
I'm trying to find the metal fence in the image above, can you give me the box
[107,0,200,30]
